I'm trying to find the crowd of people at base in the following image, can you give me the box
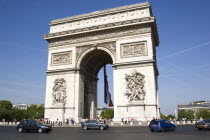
[121,117,142,124]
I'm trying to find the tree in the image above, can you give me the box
[178,110,194,120]
[0,100,13,110]
[27,105,44,119]
[0,100,13,121]
[160,113,167,120]
[166,114,175,120]
[101,109,114,119]
[196,109,210,119]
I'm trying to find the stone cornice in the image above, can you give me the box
[50,2,150,25]
[46,68,98,80]
[117,104,158,107]
[46,68,78,76]
[47,24,154,48]
[113,60,155,69]
[44,17,155,40]
[45,107,75,109]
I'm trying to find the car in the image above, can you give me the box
[81,120,109,130]
[16,120,52,133]
[195,119,210,130]
[149,120,176,132]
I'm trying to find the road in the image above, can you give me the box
[0,125,209,140]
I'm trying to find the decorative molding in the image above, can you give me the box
[45,18,154,39]
[98,42,116,56]
[51,51,72,65]
[121,41,147,58]
[117,104,158,107]
[49,2,150,33]
[114,63,153,69]
[76,42,116,61]
[124,70,146,101]
[76,45,92,60]
[47,71,73,76]
[49,26,151,47]
[45,107,75,109]
[52,78,67,105]
[51,2,149,24]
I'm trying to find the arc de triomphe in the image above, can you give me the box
[44,2,160,122]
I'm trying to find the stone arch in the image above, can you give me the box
[77,44,115,68]
[77,45,115,119]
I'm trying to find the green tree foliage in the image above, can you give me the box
[178,110,195,120]
[0,100,13,110]
[196,109,210,119]
[101,109,114,119]
[160,113,175,120]
[27,105,44,119]
[0,100,44,122]
[166,114,175,120]
[160,113,167,120]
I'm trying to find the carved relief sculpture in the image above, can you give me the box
[124,70,146,101]
[52,78,67,105]
[121,41,147,58]
[76,42,116,60]
[52,51,72,65]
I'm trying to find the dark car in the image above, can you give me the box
[149,120,176,132]
[17,120,52,133]
[81,120,109,130]
[195,119,210,130]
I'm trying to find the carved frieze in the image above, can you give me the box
[51,51,72,65]
[124,70,146,101]
[50,4,150,33]
[49,26,151,47]
[97,42,116,55]
[121,41,147,58]
[52,78,67,105]
[76,45,92,61]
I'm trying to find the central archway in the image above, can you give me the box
[78,48,114,119]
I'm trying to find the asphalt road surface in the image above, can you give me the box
[0,125,209,140]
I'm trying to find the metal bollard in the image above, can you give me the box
[139,121,142,125]
[130,122,133,125]
[121,122,123,125]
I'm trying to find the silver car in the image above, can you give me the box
[195,119,210,130]
[81,120,109,130]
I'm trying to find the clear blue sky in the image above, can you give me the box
[0,0,210,115]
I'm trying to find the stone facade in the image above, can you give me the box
[44,1,160,122]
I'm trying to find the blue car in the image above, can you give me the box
[149,120,176,132]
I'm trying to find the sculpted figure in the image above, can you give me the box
[124,70,146,101]
[52,78,67,105]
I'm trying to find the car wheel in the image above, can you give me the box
[38,128,43,133]
[161,127,164,132]
[172,126,176,131]
[150,129,154,132]
[18,128,23,133]
[100,126,104,130]
[83,126,88,130]
[198,128,202,131]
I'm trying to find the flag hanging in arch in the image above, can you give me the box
[104,63,114,107]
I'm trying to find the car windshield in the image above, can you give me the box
[204,120,210,123]
[35,120,43,125]
[151,121,158,124]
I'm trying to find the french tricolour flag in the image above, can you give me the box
[104,63,114,107]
